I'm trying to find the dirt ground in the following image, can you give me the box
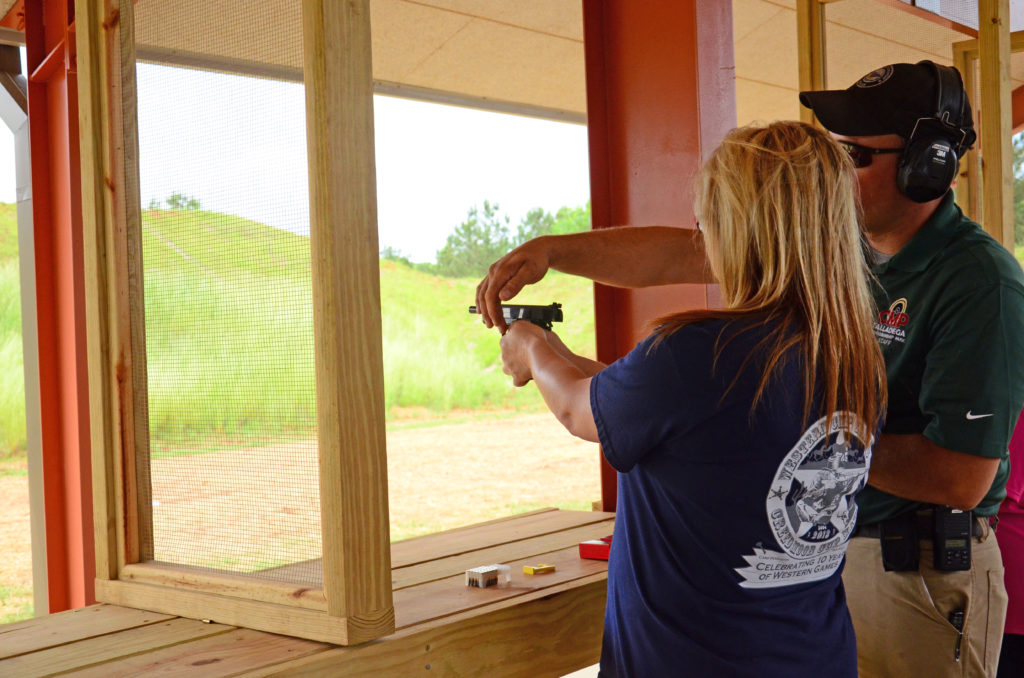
[0,412,600,619]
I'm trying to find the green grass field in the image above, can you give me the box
[0,204,24,458]
[0,203,595,456]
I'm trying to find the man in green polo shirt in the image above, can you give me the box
[798,61,1024,678]
[475,61,1024,676]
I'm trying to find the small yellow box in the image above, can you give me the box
[523,563,556,575]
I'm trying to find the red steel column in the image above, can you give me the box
[1013,84,1024,134]
[25,0,94,611]
[582,1,736,511]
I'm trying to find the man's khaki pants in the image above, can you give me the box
[844,522,1007,678]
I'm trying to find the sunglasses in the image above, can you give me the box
[836,140,904,168]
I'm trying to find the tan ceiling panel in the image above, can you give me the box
[134,1,303,73]
[397,18,584,115]
[735,5,799,90]
[413,0,583,40]
[133,0,586,121]
[129,0,1013,128]
[825,24,949,93]
[370,0,474,81]
[736,79,803,127]
[824,0,966,65]
[732,0,794,46]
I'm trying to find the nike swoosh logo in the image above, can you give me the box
[966,411,994,420]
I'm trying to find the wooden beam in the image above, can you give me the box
[950,30,1024,60]
[118,563,329,611]
[246,578,606,678]
[978,0,1013,250]
[796,0,827,125]
[952,40,980,222]
[301,0,394,644]
[95,579,358,645]
[76,0,125,582]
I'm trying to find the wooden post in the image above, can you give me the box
[301,0,395,643]
[978,0,1013,250]
[952,40,980,221]
[797,0,827,124]
[77,0,126,583]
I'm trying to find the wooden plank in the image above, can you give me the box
[978,0,1013,249]
[949,30,1024,60]
[0,617,233,676]
[76,0,126,584]
[62,628,329,678]
[0,605,173,658]
[952,41,979,222]
[119,563,328,611]
[250,511,613,591]
[391,510,614,569]
[95,579,356,645]
[117,0,157,565]
[393,544,609,629]
[247,575,607,678]
[392,518,614,590]
[796,0,827,125]
[255,508,600,587]
[301,0,393,643]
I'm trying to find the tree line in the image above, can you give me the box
[382,201,591,278]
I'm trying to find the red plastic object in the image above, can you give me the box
[579,536,613,560]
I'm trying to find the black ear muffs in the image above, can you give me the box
[896,63,972,203]
[896,127,959,203]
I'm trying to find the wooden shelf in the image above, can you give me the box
[0,509,613,677]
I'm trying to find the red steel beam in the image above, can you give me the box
[582,0,736,511]
[1013,84,1024,135]
[25,0,94,612]
[0,1,25,30]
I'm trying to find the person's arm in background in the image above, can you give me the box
[500,321,598,442]
[476,226,709,332]
[867,434,1000,510]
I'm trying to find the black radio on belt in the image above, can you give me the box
[933,506,972,571]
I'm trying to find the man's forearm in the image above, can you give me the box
[867,433,1000,510]
[546,226,712,287]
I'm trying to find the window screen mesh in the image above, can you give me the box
[133,2,321,586]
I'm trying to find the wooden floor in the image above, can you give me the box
[0,509,613,677]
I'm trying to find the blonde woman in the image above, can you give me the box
[498,122,886,677]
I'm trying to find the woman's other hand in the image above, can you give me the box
[499,321,546,386]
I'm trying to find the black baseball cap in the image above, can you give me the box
[799,61,975,150]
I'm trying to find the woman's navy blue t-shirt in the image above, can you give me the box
[590,318,870,678]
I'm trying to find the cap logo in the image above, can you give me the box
[856,66,894,89]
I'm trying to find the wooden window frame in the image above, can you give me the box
[77,0,393,645]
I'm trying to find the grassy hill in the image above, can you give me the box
[0,203,23,457]
[0,204,595,455]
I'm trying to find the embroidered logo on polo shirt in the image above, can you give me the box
[735,413,871,589]
[873,297,910,346]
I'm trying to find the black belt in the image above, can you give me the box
[853,512,986,539]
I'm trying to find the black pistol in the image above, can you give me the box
[468,302,563,331]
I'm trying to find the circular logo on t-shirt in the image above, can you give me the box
[766,413,871,559]
[856,66,894,88]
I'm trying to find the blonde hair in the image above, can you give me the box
[655,121,886,439]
